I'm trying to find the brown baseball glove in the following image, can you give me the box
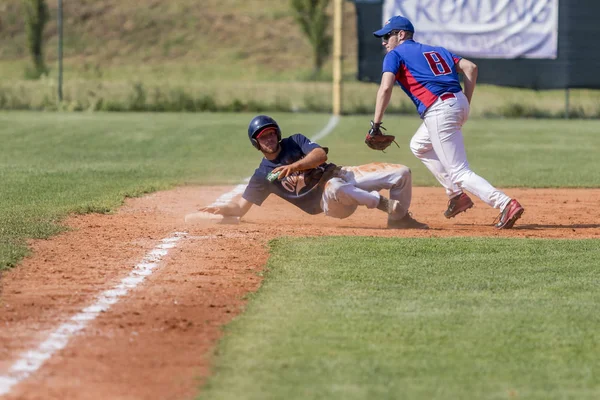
[365,121,399,151]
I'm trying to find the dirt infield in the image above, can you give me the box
[1,186,599,400]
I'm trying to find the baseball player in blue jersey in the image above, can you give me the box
[199,115,428,229]
[369,15,524,229]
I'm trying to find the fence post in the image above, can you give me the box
[332,0,343,116]
[564,88,570,119]
[57,0,63,103]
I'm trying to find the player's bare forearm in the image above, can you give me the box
[273,148,327,178]
[462,69,477,103]
[199,198,253,217]
[457,58,478,104]
[374,87,392,123]
[373,72,396,123]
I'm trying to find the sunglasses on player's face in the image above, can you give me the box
[382,30,400,42]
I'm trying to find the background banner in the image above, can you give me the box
[383,0,559,59]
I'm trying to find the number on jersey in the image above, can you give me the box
[423,51,452,76]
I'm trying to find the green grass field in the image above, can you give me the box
[0,111,330,268]
[1,111,599,270]
[1,111,599,399]
[2,1,600,397]
[199,237,600,400]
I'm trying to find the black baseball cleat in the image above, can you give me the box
[387,213,429,230]
[444,193,474,219]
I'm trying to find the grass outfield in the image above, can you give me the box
[198,237,600,400]
[329,116,600,187]
[1,111,599,269]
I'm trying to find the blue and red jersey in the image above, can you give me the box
[382,39,463,116]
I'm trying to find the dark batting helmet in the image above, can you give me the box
[248,115,281,150]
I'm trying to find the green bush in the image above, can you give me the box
[1,82,600,118]
[128,82,147,111]
[195,95,218,112]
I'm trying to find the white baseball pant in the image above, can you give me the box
[410,91,511,210]
[320,163,412,220]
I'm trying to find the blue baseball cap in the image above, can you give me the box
[373,15,415,37]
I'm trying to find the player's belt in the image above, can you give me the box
[440,92,456,101]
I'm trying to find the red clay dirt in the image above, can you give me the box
[0,186,599,400]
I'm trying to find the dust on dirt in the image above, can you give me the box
[1,186,599,400]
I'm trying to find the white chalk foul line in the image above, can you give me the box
[0,116,340,397]
[0,232,188,397]
[310,115,339,143]
[186,233,249,240]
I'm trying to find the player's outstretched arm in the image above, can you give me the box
[199,198,253,218]
[456,58,478,104]
[373,72,396,123]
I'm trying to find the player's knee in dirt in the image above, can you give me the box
[323,179,358,218]
[325,203,357,219]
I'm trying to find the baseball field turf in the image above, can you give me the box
[2,0,600,398]
[1,110,599,270]
[199,237,600,400]
[1,111,599,399]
